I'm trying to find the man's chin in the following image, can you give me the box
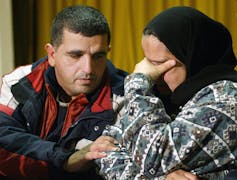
[76,86,96,95]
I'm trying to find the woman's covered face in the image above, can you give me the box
[142,34,186,93]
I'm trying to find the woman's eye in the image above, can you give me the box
[150,58,168,65]
[151,61,162,65]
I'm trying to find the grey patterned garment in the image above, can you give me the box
[97,73,237,180]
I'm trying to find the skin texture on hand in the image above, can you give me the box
[165,170,199,180]
[133,58,176,82]
[63,136,118,172]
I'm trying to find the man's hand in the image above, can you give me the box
[133,58,176,81]
[166,170,198,180]
[64,136,118,172]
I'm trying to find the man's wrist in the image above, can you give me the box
[63,146,92,172]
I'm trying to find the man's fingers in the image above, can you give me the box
[96,135,118,144]
[91,141,118,152]
[90,136,119,152]
[92,142,117,151]
[85,151,107,160]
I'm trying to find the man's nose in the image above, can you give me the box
[81,55,93,73]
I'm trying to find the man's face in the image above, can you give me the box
[142,35,186,93]
[46,29,110,98]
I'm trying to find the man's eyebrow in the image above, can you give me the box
[93,50,107,56]
[65,50,107,56]
[66,50,83,56]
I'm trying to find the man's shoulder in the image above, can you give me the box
[106,60,128,78]
[2,64,33,88]
[2,56,49,87]
[106,60,128,96]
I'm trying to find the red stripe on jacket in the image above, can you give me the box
[0,148,49,179]
[27,60,49,93]
[40,71,112,138]
[0,104,14,116]
[91,77,112,112]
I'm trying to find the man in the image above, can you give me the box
[0,5,127,179]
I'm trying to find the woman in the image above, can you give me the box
[97,6,237,179]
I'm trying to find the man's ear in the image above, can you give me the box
[108,44,111,52]
[45,43,56,67]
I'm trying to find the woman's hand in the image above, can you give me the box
[133,57,176,81]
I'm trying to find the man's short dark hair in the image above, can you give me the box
[50,5,110,48]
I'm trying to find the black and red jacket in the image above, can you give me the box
[0,57,127,179]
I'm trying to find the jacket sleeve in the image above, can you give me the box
[0,68,73,179]
[97,73,237,179]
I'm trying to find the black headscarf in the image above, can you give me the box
[144,6,237,112]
